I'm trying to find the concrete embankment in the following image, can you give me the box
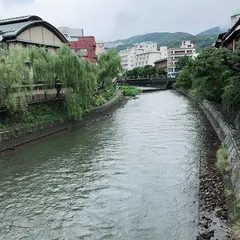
[202,100,240,199]
[0,91,125,153]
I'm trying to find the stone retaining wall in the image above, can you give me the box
[202,100,240,199]
[0,91,124,153]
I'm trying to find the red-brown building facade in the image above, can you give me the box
[70,36,96,63]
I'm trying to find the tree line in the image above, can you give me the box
[174,47,240,110]
[123,65,167,79]
[0,45,122,121]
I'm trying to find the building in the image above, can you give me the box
[58,26,84,41]
[96,40,105,55]
[167,40,196,76]
[70,36,96,63]
[159,46,168,59]
[215,9,240,50]
[0,15,68,50]
[119,42,166,70]
[104,42,123,50]
[135,52,162,67]
[154,58,168,72]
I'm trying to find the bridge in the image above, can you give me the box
[117,77,177,89]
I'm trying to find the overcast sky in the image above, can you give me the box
[0,0,238,41]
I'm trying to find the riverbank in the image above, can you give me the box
[0,90,126,154]
[176,89,231,239]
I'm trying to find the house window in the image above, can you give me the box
[77,48,87,56]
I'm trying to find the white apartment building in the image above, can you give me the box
[167,40,196,76]
[58,26,84,41]
[135,52,161,67]
[119,48,135,70]
[119,42,167,70]
[159,46,168,59]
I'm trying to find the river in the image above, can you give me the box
[0,91,216,240]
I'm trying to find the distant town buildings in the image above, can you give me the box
[58,26,84,41]
[70,36,97,63]
[58,26,106,62]
[167,40,196,77]
[0,15,68,50]
[119,42,167,70]
[214,9,240,51]
[104,42,123,50]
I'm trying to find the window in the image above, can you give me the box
[187,50,192,53]
[77,48,87,56]
[188,45,192,47]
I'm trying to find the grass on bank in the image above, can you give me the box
[216,146,231,174]
[215,145,240,239]
[119,84,141,97]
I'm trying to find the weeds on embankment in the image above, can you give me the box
[216,145,240,239]
[216,146,231,174]
[119,85,141,97]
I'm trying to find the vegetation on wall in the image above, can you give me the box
[123,65,167,79]
[0,45,122,123]
[174,46,240,110]
[119,85,142,97]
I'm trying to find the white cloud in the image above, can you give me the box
[0,0,238,41]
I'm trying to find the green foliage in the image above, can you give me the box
[124,65,167,79]
[119,85,141,96]
[0,47,32,114]
[216,146,231,174]
[174,46,240,109]
[93,86,117,106]
[173,65,193,89]
[97,48,122,89]
[175,56,193,71]
[0,45,122,122]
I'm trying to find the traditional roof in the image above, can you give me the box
[0,15,42,25]
[222,19,240,42]
[0,15,68,44]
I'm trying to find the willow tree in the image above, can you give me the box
[54,45,98,119]
[0,47,32,114]
[29,46,56,87]
[97,49,122,89]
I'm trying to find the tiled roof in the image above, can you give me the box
[0,15,42,25]
[0,15,68,44]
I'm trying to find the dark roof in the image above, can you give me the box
[222,19,240,42]
[0,15,42,25]
[0,15,68,44]
[154,58,167,64]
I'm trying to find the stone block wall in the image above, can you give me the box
[202,100,240,199]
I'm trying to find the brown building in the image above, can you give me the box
[215,10,240,51]
[154,58,167,72]
[0,15,68,51]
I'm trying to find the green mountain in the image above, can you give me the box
[197,27,222,36]
[113,32,218,52]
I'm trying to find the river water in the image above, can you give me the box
[0,91,215,240]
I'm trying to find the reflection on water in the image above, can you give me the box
[0,91,213,240]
